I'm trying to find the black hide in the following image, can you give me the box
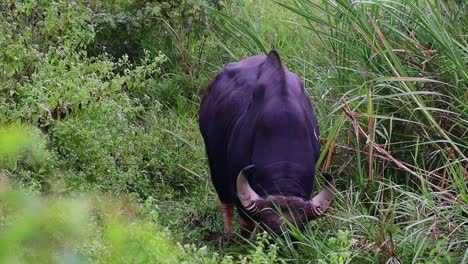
[199,51,320,215]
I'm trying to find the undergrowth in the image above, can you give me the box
[1,0,466,263]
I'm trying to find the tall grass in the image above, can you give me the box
[281,0,467,191]
[211,0,467,262]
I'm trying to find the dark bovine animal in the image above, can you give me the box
[199,51,334,235]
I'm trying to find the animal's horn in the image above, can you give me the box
[308,172,335,218]
[236,165,260,212]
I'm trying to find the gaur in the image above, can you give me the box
[199,50,334,235]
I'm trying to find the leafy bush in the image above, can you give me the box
[0,124,58,191]
[0,0,94,121]
[50,97,206,198]
[88,0,223,76]
[0,188,186,263]
[317,230,357,264]
[0,0,203,198]
[0,125,207,264]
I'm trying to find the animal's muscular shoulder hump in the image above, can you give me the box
[199,55,266,127]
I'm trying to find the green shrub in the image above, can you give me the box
[0,0,94,121]
[0,124,209,264]
[0,189,185,264]
[0,0,195,197]
[47,82,206,197]
[87,0,223,76]
[0,124,58,191]
[317,230,358,264]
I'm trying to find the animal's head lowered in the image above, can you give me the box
[236,166,335,234]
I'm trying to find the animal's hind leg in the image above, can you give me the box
[220,202,234,233]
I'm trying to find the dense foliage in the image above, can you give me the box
[0,0,466,263]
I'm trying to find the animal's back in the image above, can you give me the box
[199,55,266,202]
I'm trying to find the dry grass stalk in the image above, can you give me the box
[341,98,455,201]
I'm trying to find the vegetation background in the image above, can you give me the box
[0,0,466,263]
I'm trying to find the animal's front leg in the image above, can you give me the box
[220,202,234,233]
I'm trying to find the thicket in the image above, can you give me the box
[0,0,467,263]
[0,0,215,195]
[0,0,218,261]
